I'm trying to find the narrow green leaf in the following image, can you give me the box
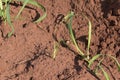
[99,65,110,80]
[81,15,92,59]
[6,3,14,37]
[0,0,3,10]
[87,18,92,56]
[16,0,30,19]
[28,0,47,23]
[64,11,84,56]
[52,42,59,59]
[64,11,74,22]
[18,0,47,23]
[0,0,4,17]
[107,55,120,71]
[88,54,102,68]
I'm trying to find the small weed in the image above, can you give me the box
[0,0,46,37]
[52,11,120,80]
[64,11,84,56]
[0,0,14,37]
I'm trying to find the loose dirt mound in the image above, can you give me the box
[0,0,120,80]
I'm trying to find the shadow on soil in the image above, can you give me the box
[74,55,101,80]
[101,0,120,18]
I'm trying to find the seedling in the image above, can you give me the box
[16,0,47,23]
[65,11,120,80]
[64,11,84,56]
[52,11,120,80]
[0,0,46,37]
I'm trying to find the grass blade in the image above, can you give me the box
[88,54,102,68]
[0,0,3,10]
[82,15,92,59]
[0,0,3,16]
[6,2,14,37]
[107,55,120,71]
[99,65,110,80]
[16,0,29,19]
[87,18,92,58]
[28,0,47,23]
[52,42,59,59]
[18,0,47,23]
[64,11,84,56]
[64,11,74,22]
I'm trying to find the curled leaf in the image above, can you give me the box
[64,11,84,56]
[17,0,47,23]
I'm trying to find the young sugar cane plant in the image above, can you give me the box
[0,0,46,37]
[52,11,120,80]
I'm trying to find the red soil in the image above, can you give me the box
[0,0,120,80]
